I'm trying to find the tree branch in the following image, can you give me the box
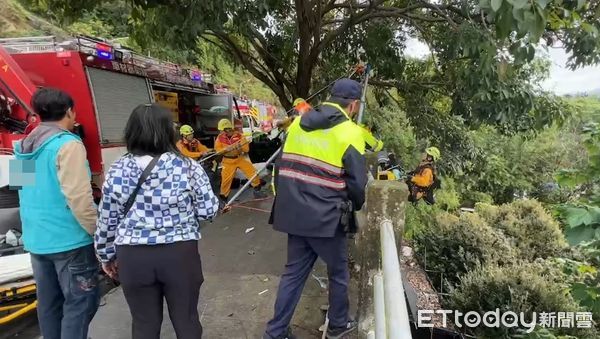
[204,32,290,106]
[243,30,296,92]
[317,3,425,53]
[371,78,448,96]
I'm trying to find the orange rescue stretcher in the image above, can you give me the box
[0,253,37,325]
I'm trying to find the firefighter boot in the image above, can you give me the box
[253,186,267,199]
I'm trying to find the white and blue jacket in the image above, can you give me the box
[95,152,218,263]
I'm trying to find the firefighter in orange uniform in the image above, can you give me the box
[407,147,441,205]
[215,119,266,201]
[177,125,211,160]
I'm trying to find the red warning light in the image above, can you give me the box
[95,43,112,53]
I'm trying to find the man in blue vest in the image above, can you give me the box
[13,88,100,339]
[264,79,367,339]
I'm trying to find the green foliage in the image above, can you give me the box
[555,123,600,254]
[556,204,600,251]
[557,122,600,192]
[477,200,569,261]
[364,103,417,169]
[479,0,600,68]
[404,202,437,240]
[195,40,278,103]
[435,176,461,212]
[28,0,600,126]
[457,123,585,204]
[448,262,597,339]
[565,96,600,127]
[413,212,517,287]
[553,257,600,319]
[462,191,495,208]
[62,1,129,38]
[0,0,67,38]
[548,120,600,332]
[19,0,278,103]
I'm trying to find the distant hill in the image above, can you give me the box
[563,88,600,98]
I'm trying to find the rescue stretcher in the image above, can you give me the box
[0,253,37,325]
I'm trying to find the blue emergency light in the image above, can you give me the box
[95,42,113,60]
[96,50,113,60]
[190,70,202,81]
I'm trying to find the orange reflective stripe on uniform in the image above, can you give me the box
[279,168,346,190]
[281,153,343,176]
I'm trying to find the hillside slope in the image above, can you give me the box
[0,0,67,38]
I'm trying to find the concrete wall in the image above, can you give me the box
[351,176,408,337]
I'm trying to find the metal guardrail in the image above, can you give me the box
[373,219,413,339]
[0,36,58,53]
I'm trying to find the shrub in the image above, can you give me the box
[447,262,598,339]
[461,190,494,208]
[365,105,418,169]
[413,212,517,288]
[435,176,461,212]
[404,202,437,240]
[478,200,568,261]
[474,202,499,221]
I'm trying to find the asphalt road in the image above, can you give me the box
[1,192,351,339]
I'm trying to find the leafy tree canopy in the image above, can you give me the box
[24,0,600,171]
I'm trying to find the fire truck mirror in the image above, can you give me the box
[73,123,85,140]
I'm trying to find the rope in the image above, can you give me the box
[228,204,271,213]
[227,196,273,213]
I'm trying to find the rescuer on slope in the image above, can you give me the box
[407,146,441,205]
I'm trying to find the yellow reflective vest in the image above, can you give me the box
[360,125,384,152]
[270,102,367,237]
[281,102,364,188]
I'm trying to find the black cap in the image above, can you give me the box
[330,78,362,100]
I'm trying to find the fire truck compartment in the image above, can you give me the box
[86,67,153,144]
[151,82,233,147]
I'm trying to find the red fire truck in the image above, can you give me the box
[0,35,283,206]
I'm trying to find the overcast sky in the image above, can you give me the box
[542,48,600,94]
[404,39,600,95]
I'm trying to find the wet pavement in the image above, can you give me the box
[2,191,357,339]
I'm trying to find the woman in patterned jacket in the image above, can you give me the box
[95,103,219,339]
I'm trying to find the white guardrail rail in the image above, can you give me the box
[370,219,413,339]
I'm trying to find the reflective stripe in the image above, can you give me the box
[279,168,346,190]
[282,153,343,176]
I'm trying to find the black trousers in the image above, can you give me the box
[117,240,204,339]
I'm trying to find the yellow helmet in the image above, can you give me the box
[218,119,233,131]
[293,98,305,107]
[179,124,194,136]
[426,146,441,161]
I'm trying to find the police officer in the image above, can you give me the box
[264,79,367,339]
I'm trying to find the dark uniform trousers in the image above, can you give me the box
[265,230,349,337]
